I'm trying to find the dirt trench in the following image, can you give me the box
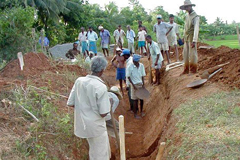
[104,57,224,160]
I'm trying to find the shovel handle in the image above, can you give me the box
[208,68,222,79]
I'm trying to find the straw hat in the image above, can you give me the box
[180,0,196,10]
[109,86,123,100]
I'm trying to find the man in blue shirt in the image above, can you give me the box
[99,26,111,57]
[126,25,136,55]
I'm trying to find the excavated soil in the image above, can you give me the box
[0,44,239,160]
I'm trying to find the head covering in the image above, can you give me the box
[180,0,196,10]
[116,47,122,52]
[157,15,162,19]
[89,51,94,55]
[120,49,130,56]
[98,26,104,30]
[133,54,141,62]
[109,86,123,99]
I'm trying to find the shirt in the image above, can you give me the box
[100,29,110,44]
[149,41,163,64]
[78,31,87,42]
[184,11,200,42]
[167,22,179,38]
[67,75,111,138]
[138,30,147,41]
[153,22,172,43]
[126,56,133,87]
[126,29,136,43]
[39,37,49,46]
[113,29,125,41]
[105,92,119,121]
[87,31,98,42]
[126,63,146,85]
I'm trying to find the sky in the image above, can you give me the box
[88,0,239,24]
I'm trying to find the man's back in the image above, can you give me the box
[67,75,110,138]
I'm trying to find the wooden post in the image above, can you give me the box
[110,110,120,149]
[237,26,240,47]
[119,115,126,160]
[156,142,166,160]
[32,28,37,53]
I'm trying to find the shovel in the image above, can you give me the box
[200,62,229,79]
[187,68,222,88]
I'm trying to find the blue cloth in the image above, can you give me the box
[121,49,130,56]
[39,37,49,46]
[100,29,110,44]
[89,41,97,54]
[81,41,88,53]
[116,68,126,80]
[138,41,145,47]
[133,54,141,62]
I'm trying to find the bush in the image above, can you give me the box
[0,6,35,62]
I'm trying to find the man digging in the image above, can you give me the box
[180,0,200,74]
[126,54,146,119]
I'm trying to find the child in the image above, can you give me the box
[137,26,147,56]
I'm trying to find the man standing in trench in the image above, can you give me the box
[180,0,200,74]
[67,56,111,160]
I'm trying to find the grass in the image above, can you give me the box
[168,90,240,160]
[204,34,240,49]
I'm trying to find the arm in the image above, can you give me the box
[192,16,200,47]
[97,87,111,118]
[141,64,146,87]
[155,54,160,66]
[111,55,117,68]
[67,82,76,108]
[153,25,156,33]
[128,77,137,90]
[166,26,173,36]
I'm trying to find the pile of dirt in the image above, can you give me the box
[198,46,240,88]
[1,52,51,78]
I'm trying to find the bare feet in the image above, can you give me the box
[134,115,142,119]
[141,112,146,117]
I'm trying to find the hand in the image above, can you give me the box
[155,62,158,66]
[126,87,129,91]
[148,57,150,61]
[133,85,137,90]
[182,38,184,43]
[191,42,196,48]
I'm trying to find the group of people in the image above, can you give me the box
[67,0,199,159]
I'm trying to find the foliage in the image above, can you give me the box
[0,6,35,62]
[168,90,240,159]
[205,39,240,49]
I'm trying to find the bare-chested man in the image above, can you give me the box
[111,47,126,95]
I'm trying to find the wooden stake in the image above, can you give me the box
[19,104,39,122]
[119,115,126,160]
[156,142,166,160]
[237,26,240,47]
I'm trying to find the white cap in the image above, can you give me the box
[98,26,104,30]
[157,15,162,19]
[116,47,122,51]
[109,86,123,99]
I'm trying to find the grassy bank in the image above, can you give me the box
[168,90,240,159]
[205,35,240,49]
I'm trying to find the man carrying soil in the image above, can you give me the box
[67,56,111,160]
[180,0,200,74]
[99,26,111,57]
[65,42,80,59]
[126,54,146,119]
[111,48,126,95]
[146,35,164,85]
[153,15,173,64]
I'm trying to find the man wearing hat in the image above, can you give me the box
[78,27,89,58]
[126,54,146,119]
[111,48,126,95]
[146,35,164,85]
[99,26,111,57]
[180,0,200,74]
[153,15,173,64]
[121,49,134,112]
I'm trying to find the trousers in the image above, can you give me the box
[183,41,198,73]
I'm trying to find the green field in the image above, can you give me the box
[205,35,240,49]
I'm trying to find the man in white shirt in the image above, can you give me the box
[167,14,180,61]
[146,35,164,85]
[137,26,147,56]
[126,25,136,54]
[87,27,98,56]
[85,51,94,64]
[121,49,133,111]
[78,27,89,57]
[67,56,111,160]
[153,15,173,64]
[113,25,126,49]
[126,54,146,119]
